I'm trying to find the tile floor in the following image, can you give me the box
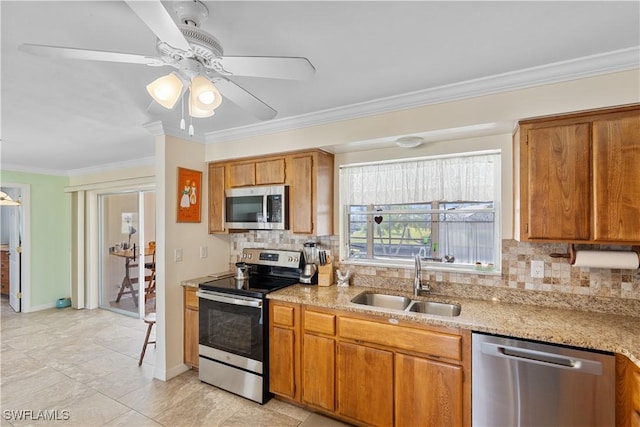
[0,298,350,427]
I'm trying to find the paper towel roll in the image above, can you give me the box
[572,250,640,269]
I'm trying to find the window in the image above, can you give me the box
[340,151,500,271]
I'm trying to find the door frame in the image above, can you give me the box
[91,185,155,317]
[1,183,31,312]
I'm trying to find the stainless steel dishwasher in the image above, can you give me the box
[472,332,615,427]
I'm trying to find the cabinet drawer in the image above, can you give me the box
[184,288,199,309]
[339,317,462,361]
[273,305,295,327]
[304,310,336,336]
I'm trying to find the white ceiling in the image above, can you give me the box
[2,1,639,175]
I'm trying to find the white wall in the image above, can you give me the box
[156,135,230,380]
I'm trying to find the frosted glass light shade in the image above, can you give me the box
[146,73,184,109]
[188,98,216,118]
[190,75,222,111]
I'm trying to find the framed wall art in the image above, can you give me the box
[177,167,202,223]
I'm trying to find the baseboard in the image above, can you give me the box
[23,301,57,312]
[154,363,190,381]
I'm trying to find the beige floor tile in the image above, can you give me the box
[300,413,353,427]
[220,405,300,426]
[116,375,201,419]
[154,385,247,427]
[101,409,162,427]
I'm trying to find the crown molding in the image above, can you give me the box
[204,47,640,144]
[2,156,156,177]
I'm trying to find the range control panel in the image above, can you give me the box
[241,248,303,269]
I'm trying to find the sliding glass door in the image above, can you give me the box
[99,190,155,317]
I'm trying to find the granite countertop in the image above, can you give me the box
[268,284,640,367]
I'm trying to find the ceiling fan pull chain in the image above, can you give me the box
[188,116,194,137]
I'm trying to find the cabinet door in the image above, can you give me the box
[256,158,286,185]
[526,124,591,240]
[593,113,640,242]
[208,164,226,233]
[228,163,255,187]
[290,155,314,234]
[302,333,335,411]
[336,342,393,427]
[395,353,463,427]
[616,354,640,427]
[184,307,199,368]
[270,326,297,399]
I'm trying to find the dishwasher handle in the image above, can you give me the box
[481,342,603,375]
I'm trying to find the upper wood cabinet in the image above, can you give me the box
[208,149,334,235]
[227,157,286,188]
[514,104,640,244]
[287,150,334,236]
[208,163,226,233]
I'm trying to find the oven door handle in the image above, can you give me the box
[196,290,263,308]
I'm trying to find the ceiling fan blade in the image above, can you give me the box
[214,79,277,121]
[216,56,316,80]
[125,0,192,53]
[20,43,165,66]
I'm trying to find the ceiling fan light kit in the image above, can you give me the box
[20,0,316,135]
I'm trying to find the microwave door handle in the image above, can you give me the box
[263,195,268,223]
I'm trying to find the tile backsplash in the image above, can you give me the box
[229,232,640,302]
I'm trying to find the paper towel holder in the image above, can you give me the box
[550,244,640,266]
[550,244,577,264]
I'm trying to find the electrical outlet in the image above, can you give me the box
[531,260,544,278]
[175,248,183,263]
[200,246,208,259]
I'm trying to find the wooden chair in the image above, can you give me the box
[144,249,156,303]
[138,312,156,366]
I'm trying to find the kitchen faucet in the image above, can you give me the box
[414,253,430,296]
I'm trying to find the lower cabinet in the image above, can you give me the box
[616,353,640,427]
[269,301,300,401]
[269,302,471,427]
[301,308,337,411]
[336,341,394,426]
[395,353,463,427]
[183,287,199,368]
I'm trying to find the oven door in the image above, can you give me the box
[196,290,265,373]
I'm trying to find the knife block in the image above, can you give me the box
[317,256,334,287]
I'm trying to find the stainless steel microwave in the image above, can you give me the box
[225,185,289,230]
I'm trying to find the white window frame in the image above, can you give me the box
[339,150,502,274]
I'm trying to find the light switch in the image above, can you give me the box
[175,248,183,263]
[200,246,208,259]
[531,260,544,278]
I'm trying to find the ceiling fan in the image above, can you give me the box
[20,0,315,131]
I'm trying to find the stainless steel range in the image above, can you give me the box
[196,248,302,404]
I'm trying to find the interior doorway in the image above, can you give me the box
[98,189,155,318]
[0,184,30,313]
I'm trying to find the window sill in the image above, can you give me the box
[340,258,502,276]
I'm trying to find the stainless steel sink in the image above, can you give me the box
[350,293,412,310]
[407,300,461,317]
[350,292,461,317]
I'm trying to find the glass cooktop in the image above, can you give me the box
[200,275,298,299]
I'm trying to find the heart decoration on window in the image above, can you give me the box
[374,209,383,224]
